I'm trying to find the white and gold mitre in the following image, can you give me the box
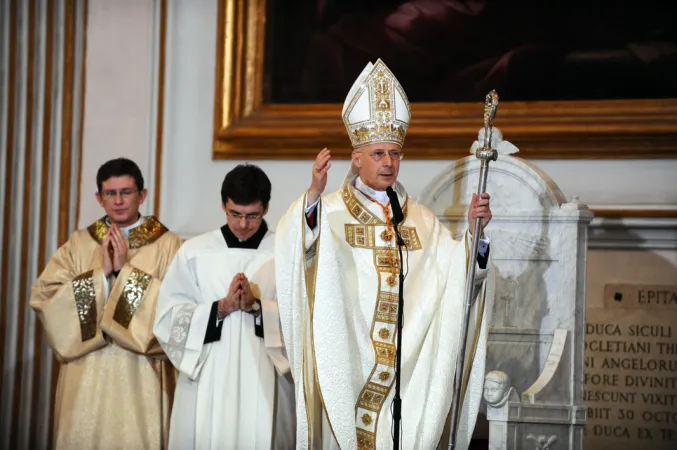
[341,59,411,149]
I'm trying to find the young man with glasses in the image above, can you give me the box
[154,164,294,450]
[275,59,493,449]
[30,157,183,449]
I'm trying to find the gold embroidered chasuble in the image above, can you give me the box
[275,180,492,450]
[30,216,183,450]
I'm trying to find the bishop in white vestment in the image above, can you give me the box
[154,165,295,449]
[275,59,494,450]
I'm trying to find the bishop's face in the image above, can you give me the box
[353,142,403,191]
[223,199,267,241]
[96,175,147,227]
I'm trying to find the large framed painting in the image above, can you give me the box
[213,0,677,159]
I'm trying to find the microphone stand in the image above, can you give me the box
[392,220,405,450]
[448,91,499,449]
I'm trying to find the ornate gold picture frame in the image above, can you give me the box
[212,0,677,160]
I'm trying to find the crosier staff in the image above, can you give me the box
[448,90,499,450]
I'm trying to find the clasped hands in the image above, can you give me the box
[102,224,128,277]
[217,273,257,320]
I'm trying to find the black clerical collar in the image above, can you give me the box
[221,220,268,249]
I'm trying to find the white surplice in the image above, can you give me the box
[275,179,493,450]
[154,228,295,450]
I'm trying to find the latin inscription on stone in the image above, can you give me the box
[585,285,677,449]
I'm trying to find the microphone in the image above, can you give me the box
[386,186,405,450]
[385,186,404,226]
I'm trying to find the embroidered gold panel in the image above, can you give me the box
[341,184,409,226]
[341,185,421,449]
[72,270,97,341]
[113,268,152,328]
[345,224,421,250]
[87,216,168,249]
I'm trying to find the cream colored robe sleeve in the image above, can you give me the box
[30,237,107,363]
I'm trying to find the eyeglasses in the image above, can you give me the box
[362,149,404,162]
[100,188,139,200]
[227,211,263,222]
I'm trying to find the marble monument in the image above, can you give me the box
[420,129,592,449]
